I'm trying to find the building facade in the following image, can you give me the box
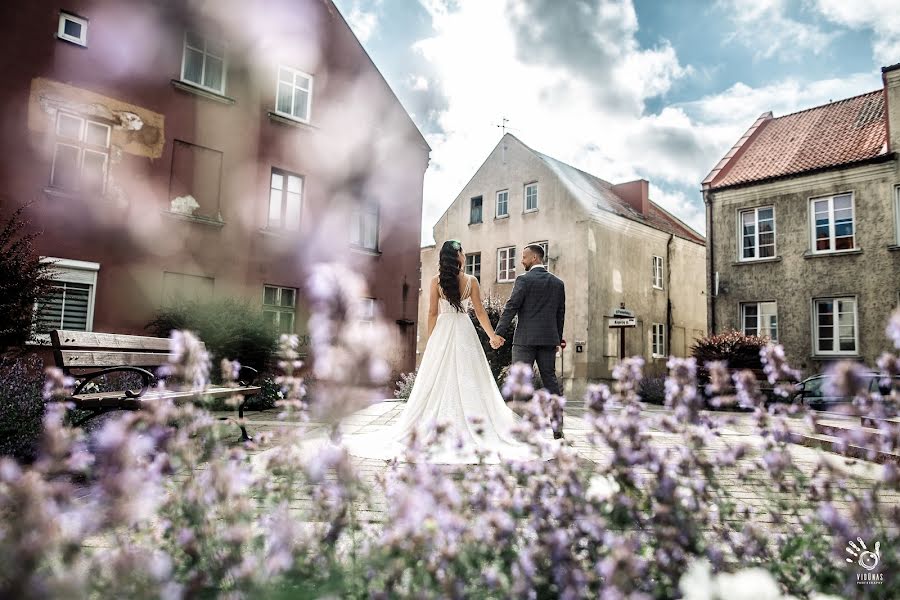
[417,134,707,398]
[0,0,430,376]
[702,64,900,375]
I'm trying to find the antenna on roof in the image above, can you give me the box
[495,117,509,136]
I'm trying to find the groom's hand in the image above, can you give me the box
[491,336,505,349]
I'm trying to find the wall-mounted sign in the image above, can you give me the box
[609,317,636,328]
[613,308,635,318]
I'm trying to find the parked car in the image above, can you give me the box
[793,371,899,411]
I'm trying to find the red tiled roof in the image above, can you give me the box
[705,90,888,190]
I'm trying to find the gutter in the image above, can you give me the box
[703,189,715,335]
[666,233,673,356]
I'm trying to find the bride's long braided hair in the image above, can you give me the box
[438,240,464,312]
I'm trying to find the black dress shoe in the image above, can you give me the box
[553,430,564,440]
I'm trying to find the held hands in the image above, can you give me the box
[490,335,506,350]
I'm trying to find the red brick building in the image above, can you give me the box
[0,0,430,375]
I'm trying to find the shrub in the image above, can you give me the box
[394,371,416,400]
[499,363,543,391]
[0,355,44,462]
[639,375,666,404]
[690,330,769,371]
[146,298,278,379]
[0,204,54,354]
[468,295,514,387]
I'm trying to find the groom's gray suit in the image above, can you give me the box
[496,265,566,407]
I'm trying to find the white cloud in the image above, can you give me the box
[344,0,383,43]
[718,0,839,61]
[813,0,900,65]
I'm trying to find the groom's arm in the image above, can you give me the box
[496,276,526,338]
[556,284,566,341]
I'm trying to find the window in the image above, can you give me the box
[181,32,226,94]
[359,298,376,328]
[651,323,665,358]
[652,255,664,289]
[470,196,483,224]
[811,193,855,253]
[33,258,99,334]
[740,206,775,260]
[50,112,110,193]
[275,66,313,123]
[263,285,297,334]
[741,301,778,341]
[465,253,481,282]
[169,140,223,219]
[268,169,302,230]
[814,297,858,355]
[525,182,538,212]
[351,200,379,250]
[162,272,214,306]
[496,190,509,218]
[57,12,87,46]
[497,246,516,282]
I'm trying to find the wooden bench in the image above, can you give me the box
[50,330,261,441]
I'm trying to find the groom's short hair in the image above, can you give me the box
[525,244,545,260]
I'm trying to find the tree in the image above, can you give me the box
[0,204,54,356]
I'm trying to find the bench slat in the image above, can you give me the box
[59,350,171,368]
[69,386,261,409]
[52,330,178,352]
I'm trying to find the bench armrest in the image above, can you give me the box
[71,366,155,399]
[238,365,259,386]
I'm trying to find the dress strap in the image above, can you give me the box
[462,275,473,300]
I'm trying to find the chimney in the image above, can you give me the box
[882,63,900,153]
[611,179,650,216]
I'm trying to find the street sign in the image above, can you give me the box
[560,339,567,349]
[613,308,635,318]
[609,317,636,328]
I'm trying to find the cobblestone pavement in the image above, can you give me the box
[206,400,898,527]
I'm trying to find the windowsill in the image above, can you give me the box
[267,111,314,129]
[497,280,515,284]
[56,35,87,48]
[350,245,382,256]
[803,248,862,259]
[811,354,861,360]
[161,210,225,227]
[468,221,483,226]
[495,215,509,220]
[888,244,900,252]
[258,227,300,238]
[733,256,782,266]
[524,209,539,214]
[43,186,80,199]
[170,79,235,105]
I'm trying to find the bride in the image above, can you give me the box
[342,240,546,464]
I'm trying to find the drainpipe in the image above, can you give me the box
[666,233,673,356]
[703,189,715,335]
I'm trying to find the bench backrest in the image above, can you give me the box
[50,330,204,371]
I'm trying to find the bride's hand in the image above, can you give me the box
[490,335,505,349]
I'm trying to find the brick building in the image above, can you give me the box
[0,0,430,375]
[703,64,900,374]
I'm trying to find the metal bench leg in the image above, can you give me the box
[238,397,252,442]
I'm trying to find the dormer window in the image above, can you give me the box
[58,12,88,46]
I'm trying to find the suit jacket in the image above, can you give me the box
[496,266,565,346]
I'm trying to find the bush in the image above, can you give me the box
[0,204,54,354]
[468,295,515,387]
[499,363,543,391]
[0,355,44,462]
[146,298,278,379]
[394,371,416,400]
[639,375,666,404]
[690,330,769,370]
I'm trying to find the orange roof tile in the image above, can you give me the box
[706,90,888,190]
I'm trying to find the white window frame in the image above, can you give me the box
[496,189,509,218]
[741,301,778,341]
[50,111,110,193]
[738,205,776,261]
[33,258,99,339]
[809,192,856,254]
[57,12,88,46]
[813,296,859,356]
[180,32,227,94]
[524,182,539,212]
[651,323,665,358]
[359,298,376,328]
[263,285,297,334]
[652,255,664,290]
[268,168,303,231]
[465,252,481,282]
[274,65,314,124]
[350,200,379,251]
[497,246,516,283]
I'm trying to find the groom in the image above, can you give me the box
[493,244,566,438]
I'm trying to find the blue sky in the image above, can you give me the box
[333,0,897,243]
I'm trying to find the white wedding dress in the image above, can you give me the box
[342,275,545,464]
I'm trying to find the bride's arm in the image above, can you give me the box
[427,277,439,338]
[469,278,502,345]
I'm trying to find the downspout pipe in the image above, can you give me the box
[703,189,715,335]
[666,233,673,356]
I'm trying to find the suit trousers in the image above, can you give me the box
[511,344,563,433]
